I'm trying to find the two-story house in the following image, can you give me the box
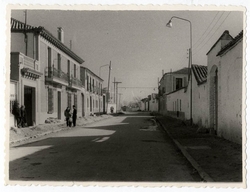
[158,67,189,116]
[80,67,104,116]
[11,18,85,125]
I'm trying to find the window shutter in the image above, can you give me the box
[67,93,71,108]
[48,88,54,113]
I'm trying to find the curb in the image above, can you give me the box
[10,115,113,146]
[156,118,214,182]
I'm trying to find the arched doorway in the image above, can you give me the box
[209,65,218,134]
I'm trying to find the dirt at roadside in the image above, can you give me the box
[156,115,242,182]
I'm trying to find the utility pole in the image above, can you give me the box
[113,77,116,103]
[106,61,111,113]
[112,78,122,113]
[24,10,28,56]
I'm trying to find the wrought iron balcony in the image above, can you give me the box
[71,76,83,88]
[45,67,69,86]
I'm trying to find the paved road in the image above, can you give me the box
[9,112,201,182]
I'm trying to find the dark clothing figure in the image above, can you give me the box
[12,101,21,127]
[72,105,77,127]
[110,106,114,114]
[64,107,71,127]
[20,105,27,127]
[68,113,72,127]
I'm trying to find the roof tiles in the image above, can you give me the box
[192,64,207,85]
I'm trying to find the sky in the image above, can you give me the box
[11,8,243,105]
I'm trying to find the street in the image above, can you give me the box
[9,112,201,182]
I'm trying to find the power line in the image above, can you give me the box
[193,12,231,57]
[193,12,226,52]
[193,11,220,47]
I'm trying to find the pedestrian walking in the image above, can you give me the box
[72,105,77,127]
[64,107,71,127]
[20,105,27,127]
[12,100,21,128]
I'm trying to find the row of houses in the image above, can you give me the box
[10,18,106,127]
[157,30,243,144]
[140,93,159,112]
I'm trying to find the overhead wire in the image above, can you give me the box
[192,11,220,47]
[193,11,231,57]
[193,11,226,53]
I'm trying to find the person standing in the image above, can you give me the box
[20,105,27,127]
[72,105,77,127]
[64,107,70,127]
[12,100,21,127]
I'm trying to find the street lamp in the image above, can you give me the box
[99,64,110,77]
[166,16,193,125]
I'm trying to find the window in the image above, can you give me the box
[48,88,54,113]
[93,79,94,92]
[67,60,70,77]
[57,53,61,70]
[90,77,92,92]
[176,78,183,90]
[96,100,98,108]
[87,98,89,108]
[74,64,76,78]
[87,75,89,91]
[48,47,51,68]
[67,93,71,108]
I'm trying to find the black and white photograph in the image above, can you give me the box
[2,2,248,190]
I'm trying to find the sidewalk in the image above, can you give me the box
[156,115,242,182]
[10,114,113,146]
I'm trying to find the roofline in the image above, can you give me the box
[217,30,243,56]
[159,67,189,83]
[165,86,187,96]
[11,18,85,64]
[206,30,233,55]
[81,66,104,81]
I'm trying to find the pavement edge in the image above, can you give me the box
[156,117,214,182]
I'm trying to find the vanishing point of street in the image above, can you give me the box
[9,112,201,182]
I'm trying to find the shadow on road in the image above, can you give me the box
[9,113,201,182]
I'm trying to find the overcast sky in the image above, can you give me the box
[11,9,243,104]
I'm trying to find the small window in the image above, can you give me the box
[176,78,183,90]
[67,92,71,108]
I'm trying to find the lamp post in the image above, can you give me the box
[99,63,111,114]
[99,64,110,77]
[166,16,193,125]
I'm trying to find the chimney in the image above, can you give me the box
[162,69,164,76]
[57,27,64,43]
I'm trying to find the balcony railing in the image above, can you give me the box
[45,67,69,84]
[71,76,83,88]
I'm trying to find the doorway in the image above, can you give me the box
[81,93,85,117]
[103,95,106,113]
[24,86,36,126]
[90,96,92,112]
[57,91,61,119]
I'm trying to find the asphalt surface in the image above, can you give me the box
[9,112,201,182]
